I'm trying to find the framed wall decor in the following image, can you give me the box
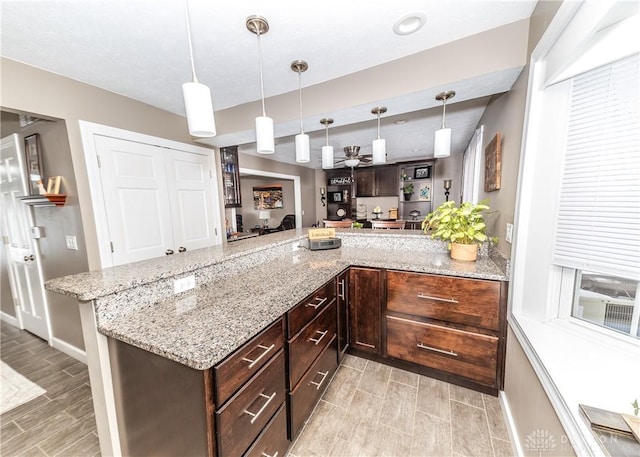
[46,176,62,194]
[328,191,343,203]
[418,182,431,201]
[24,134,44,195]
[484,133,502,192]
[253,185,283,209]
[414,166,431,180]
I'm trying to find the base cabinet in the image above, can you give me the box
[337,269,349,360]
[244,403,290,457]
[349,267,383,354]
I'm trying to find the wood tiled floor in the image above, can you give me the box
[289,354,514,457]
[0,322,100,457]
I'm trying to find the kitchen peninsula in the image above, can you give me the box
[46,229,509,456]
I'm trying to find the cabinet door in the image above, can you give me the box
[375,166,398,196]
[355,169,375,197]
[349,267,382,354]
[337,270,349,359]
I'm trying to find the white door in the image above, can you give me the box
[0,134,51,340]
[95,135,175,266]
[165,149,216,252]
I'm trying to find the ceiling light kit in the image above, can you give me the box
[371,106,387,165]
[292,60,310,163]
[393,12,427,36]
[434,90,456,158]
[247,15,274,154]
[320,118,334,169]
[182,1,216,137]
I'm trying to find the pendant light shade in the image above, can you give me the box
[371,107,387,164]
[344,158,361,168]
[292,60,310,163]
[434,90,455,158]
[320,118,334,169]
[247,15,274,154]
[182,2,216,137]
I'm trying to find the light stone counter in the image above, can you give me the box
[46,229,508,370]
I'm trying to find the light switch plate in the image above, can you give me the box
[174,275,195,294]
[506,223,514,244]
[65,235,78,250]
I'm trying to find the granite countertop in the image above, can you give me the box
[46,229,509,370]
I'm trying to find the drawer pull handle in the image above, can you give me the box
[416,293,458,304]
[261,453,278,457]
[308,330,328,345]
[338,279,345,299]
[244,392,276,424]
[310,370,329,390]
[241,344,275,369]
[417,343,458,357]
[306,297,327,309]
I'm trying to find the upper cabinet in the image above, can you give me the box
[355,165,398,197]
[221,146,241,208]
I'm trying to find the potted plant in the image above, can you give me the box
[402,183,414,201]
[422,200,495,261]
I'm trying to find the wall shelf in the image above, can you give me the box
[19,194,67,207]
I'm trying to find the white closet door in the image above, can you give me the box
[1,134,50,341]
[164,149,216,252]
[95,135,174,266]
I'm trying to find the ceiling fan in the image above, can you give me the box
[334,146,372,168]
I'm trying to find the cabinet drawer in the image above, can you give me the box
[216,350,286,457]
[387,271,501,330]
[214,318,284,406]
[386,315,498,387]
[244,403,290,457]
[288,336,339,439]
[289,301,337,389]
[288,279,336,337]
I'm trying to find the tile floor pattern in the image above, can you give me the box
[289,354,514,457]
[0,322,100,457]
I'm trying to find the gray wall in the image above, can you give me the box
[1,111,89,349]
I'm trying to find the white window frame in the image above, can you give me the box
[462,125,484,204]
[509,1,640,456]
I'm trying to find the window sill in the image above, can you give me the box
[509,313,640,456]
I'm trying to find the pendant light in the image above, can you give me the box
[320,118,334,169]
[371,106,387,164]
[291,60,310,163]
[434,90,455,158]
[246,16,274,154]
[182,1,216,137]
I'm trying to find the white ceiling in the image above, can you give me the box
[0,0,537,168]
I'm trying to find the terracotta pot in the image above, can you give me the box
[450,243,478,261]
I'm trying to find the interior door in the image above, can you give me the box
[0,134,51,340]
[95,135,174,266]
[164,149,216,252]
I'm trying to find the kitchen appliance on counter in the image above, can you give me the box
[307,228,342,250]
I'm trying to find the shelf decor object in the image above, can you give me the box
[414,166,431,179]
[182,1,216,137]
[444,179,452,202]
[418,183,431,201]
[247,15,274,154]
[484,133,502,192]
[24,134,44,195]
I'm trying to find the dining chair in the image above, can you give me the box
[323,220,353,228]
[371,220,405,229]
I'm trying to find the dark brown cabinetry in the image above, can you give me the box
[385,270,507,392]
[355,166,398,197]
[349,267,383,354]
[336,269,349,361]
[286,278,339,439]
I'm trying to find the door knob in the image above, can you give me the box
[178,247,186,253]
[165,249,174,255]
[23,254,34,262]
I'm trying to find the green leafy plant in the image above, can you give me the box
[402,183,414,194]
[422,200,495,247]
[352,221,363,229]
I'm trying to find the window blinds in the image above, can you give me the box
[553,53,640,280]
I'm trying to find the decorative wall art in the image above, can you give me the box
[414,166,431,179]
[484,133,502,192]
[24,134,44,195]
[253,185,284,209]
[418,183,431,201]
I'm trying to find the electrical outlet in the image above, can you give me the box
[65,235,78,250]
[506,223,514,244]
[174,275,195,294]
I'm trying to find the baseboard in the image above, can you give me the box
[51,337,87,364]
[500,390,524,457]
[0,311,20,327]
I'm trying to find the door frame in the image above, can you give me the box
[79,121,223,269]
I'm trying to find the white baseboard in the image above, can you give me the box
[500,390,524,457]
[51,337,87,364]
[0,311,20,327]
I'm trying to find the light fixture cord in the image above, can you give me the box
[298,71,304,133]
[256,30,266,117]
[184,0,198,83]
[441,98,447,129]
[325,124,329,146]
[377,112,382,139]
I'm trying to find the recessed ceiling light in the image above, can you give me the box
[393,12,427,36]
[394,119,408,125]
